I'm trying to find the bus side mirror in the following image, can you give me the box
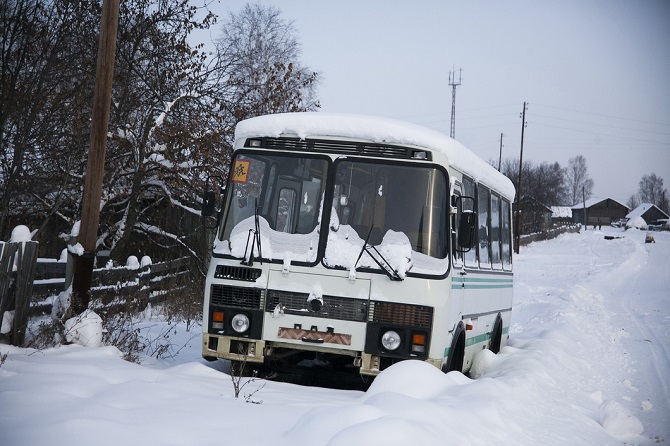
[202,175,224,219]
[458,210,477,249]
[202,190,215,217]
[455,196,477,251]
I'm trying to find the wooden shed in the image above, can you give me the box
[571,198,629,227]
[550,206,573,226]
[626,203,670,226]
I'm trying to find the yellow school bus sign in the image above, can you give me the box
[231,160,250,183]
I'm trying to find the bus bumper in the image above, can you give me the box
[359,353,443,376]
[203,334,266,364]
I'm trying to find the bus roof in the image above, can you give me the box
[235,112,516,201]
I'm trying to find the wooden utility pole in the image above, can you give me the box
[71,0,120,314]
[582,186,587,228]
[514,102,527,254]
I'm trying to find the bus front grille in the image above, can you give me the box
[369,301,433,328]
[266,289,368,322]
[210,285,263,309]
[214,265,262,282]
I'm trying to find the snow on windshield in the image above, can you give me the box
[213,216,319,263]
[324,216,447,277]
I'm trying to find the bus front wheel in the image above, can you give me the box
[444,325,465,373]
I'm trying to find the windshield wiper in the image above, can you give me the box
[354,225,403,281]
[241,199,263,266]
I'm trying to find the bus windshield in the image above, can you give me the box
[324,160,449,277]
[215,153,329,263]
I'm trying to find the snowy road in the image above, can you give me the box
[511,227,670,444]
[1,227,668,445]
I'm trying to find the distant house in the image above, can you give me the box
[550,206,573,226]
[517,196,553,234]
[626,203,670,226]
[571,198,629,227]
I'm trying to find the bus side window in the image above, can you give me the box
[452,189,463,267]
[502,198,512,270]
[477,185,491,269]
[462,176,478,269]
[491,193,502,269]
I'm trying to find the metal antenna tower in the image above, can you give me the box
[449,68,462,138]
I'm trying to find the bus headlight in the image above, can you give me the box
[381,330,402,351]
[231,313,250,334]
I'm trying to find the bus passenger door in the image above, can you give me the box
[451,184,466,321]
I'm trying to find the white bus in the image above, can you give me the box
[202,113,515,377]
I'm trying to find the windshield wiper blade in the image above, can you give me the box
[354,225,375,270]
[365,244,403,281]
[353,225,403,281]
[241,199,263,266]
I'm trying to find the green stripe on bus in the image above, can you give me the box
[452,277,513,283]
[452,277,513,290]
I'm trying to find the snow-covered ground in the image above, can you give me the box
[1,226,668,445]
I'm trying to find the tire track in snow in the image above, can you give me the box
[596,233,670,442]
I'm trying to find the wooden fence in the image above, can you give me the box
[1,241,193,346]
[519,224,581,246]
[0,241,39,346]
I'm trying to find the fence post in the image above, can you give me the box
[1,243,18,343]
[12,241,39,346]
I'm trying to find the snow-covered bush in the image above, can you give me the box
[625,216,647,230]
[64,310,103,347]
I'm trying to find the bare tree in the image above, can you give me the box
[500,158,565,205]
[1,1,322,267]
[0,0,97,239]
[214,3,320,124]
[626,193,640,210]
[638,173,668,211]
[565,155,594,206]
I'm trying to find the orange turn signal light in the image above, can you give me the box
[212,311,225,322]
[412,333,426,345]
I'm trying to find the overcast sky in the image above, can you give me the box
[201,0,670,206]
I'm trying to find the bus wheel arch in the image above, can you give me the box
[443,322,466,373]
[490,314,504,354]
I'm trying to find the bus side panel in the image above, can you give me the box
[459,270,513,370]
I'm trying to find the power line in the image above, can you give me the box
[531,113,670,137]
[533,103,670,128]
[529,121,670,145]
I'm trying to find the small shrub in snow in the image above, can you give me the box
[229,345,276,403]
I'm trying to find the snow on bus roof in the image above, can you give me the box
[235,112,516,201]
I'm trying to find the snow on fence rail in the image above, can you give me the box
[1,240,192,346]
[30,256,193,311]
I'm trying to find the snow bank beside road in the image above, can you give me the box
[0,227,667,445]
